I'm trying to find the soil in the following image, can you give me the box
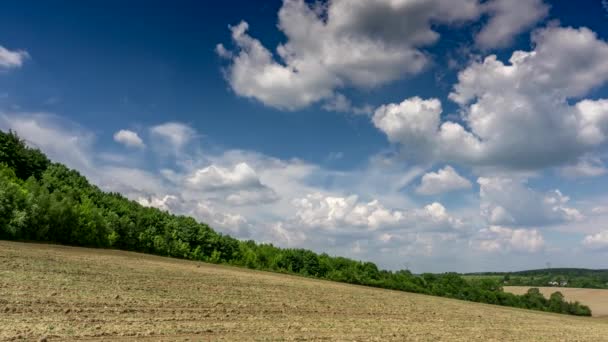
[1,241,608,341]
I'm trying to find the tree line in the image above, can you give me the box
[0,130,592,316]
[468,268,608,289]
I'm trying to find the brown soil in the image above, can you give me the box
[1,241,607,341]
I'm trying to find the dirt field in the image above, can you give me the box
[1,241,608,341]
[505,286,608,318]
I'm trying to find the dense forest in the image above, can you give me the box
[0,129,592,316]
[466,268,608,289]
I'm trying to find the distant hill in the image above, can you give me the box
[465,268,608,289]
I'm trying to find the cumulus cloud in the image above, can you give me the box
[416,166,472,195]
[374,26,608,170]
[185,162,279,205]
[0,45,29,68]
[150,122,196,151]
[373,97,444,160]
[475,0,549,49]
[473,226,545,253]
[113,129,145,148]
[217,0,482,110]
[582,231,608,250]
[478,177,582,227]
[217,0,554,111]
[188,162,261,190]
[291,193,464,232]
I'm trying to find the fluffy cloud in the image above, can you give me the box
[416,166,472,195]
[113,129,145,148]
[473,226,545,253]
[188,162,262,190]
[186,162,279,205]
[150,122,196,151]
[373,97,444,160]
[0,44,29,68]
[291,193,464,232]
[582,231,608,250]
[217,0,482,110]
[217,0,553,111]
[475,0,549,49]
[374,26,608,170]
[478,177,582,227]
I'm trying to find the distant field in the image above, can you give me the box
[2,241,608,341]
[505,286,608,318]
[461,275,504,281]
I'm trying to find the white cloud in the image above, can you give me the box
[373,97,445,160]
[217,0,482,110]
[0,45,29,68]
[560,155,607,178]
[113,129,145,148]
[416,166,472,195]
[150,122,196,151]
[268,222,307,247]
[582,231,608,250]
[185,162,279,205]
[194,201,253,237]
[137,194,179,212]
[217,0,555,111]
[473,226,545,253]
[188,162,261,190]
[0,112,94,172]
[374,26,608,170]
[291,193,464,232]
[478,177,582,227]
[475,0,549,49]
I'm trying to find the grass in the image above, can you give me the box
[505,286,608,318]
[1,241,608,341]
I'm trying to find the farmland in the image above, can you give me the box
[505,286,608,318]
[2,241,608,341]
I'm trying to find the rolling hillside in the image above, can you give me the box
[0,130,593,317]
[1,241,607,341]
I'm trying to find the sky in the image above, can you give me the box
[1,0,608,273]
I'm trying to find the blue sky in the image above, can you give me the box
[1,0,608,272]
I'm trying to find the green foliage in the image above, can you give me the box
[0,129,592,317]
[0,130,49,180]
